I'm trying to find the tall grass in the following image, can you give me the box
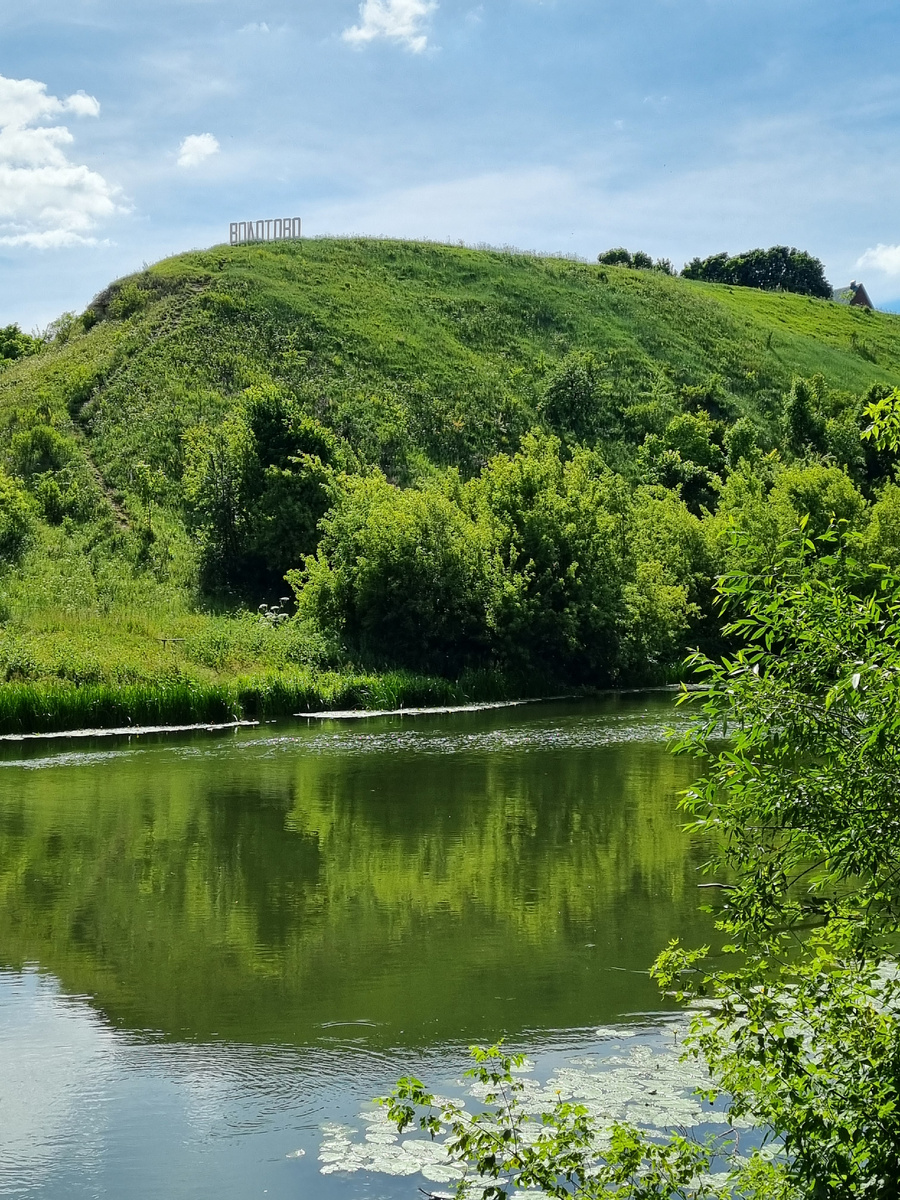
[0,668,511,735]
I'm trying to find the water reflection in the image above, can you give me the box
[0,697,708,1047]
[0,696,719,1199]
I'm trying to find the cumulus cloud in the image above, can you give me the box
[177,133,220,168]
[857,243,900,276]
[343,0,437,53]
[0,74,120,248]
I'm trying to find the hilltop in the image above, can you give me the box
[1,236,900,731]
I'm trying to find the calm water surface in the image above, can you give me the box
[0,695,713,1199]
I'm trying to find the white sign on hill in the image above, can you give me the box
[230,218,301,245]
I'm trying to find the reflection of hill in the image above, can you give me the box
[0,705,709,1046]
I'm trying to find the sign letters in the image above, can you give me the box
[229,217,302,245]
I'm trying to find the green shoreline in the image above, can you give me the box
[0,667,563,736]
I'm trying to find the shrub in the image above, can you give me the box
[540,350,606,441]
[290,472,491,674]
[0,324,42,362]
[290,433,696,685]
[0,471,32,563]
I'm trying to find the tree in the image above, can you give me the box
[597,248,674,273]
[540,351,607,441]
[650,526,900,1197]
[289,471,492,674]
[182,386,338,588]
[0,324,42,363]
[0,470,32,563]
[682,247,831,298]
[783,374,826,453]
[722,417,758,468]
[597,247,633,266]
[183,411,256,581]
[132,461,166,534]
[387,527,900,1199]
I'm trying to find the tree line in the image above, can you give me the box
[599,243,833,299]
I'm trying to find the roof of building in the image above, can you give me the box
[832,280,874,308]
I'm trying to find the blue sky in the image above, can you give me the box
[4,0,900,328]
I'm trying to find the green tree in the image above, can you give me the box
[722,417,758,468]
[0,323,42,363]
[540,351,608,442]
[183,387,338,587]
[783,375,826,453]
[0,470,32,563]
[289,471,491,674]
[682,246,831,298]
[649,526,900,1198]
[183,411,256,581]
[596,247,632,266]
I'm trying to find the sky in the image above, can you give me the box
[4,0,900,329]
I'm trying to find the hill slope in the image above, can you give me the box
[1,237,899,730]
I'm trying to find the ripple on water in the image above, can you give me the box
[0,705,692,771]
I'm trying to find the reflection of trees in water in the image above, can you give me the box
[285,744,702,934]
[0,729,707,1042]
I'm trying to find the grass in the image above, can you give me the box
[0,667,492,736]
[0,593,540,732]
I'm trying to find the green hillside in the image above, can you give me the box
[1,236,899,731]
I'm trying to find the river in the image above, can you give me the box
[0,694,716,1199]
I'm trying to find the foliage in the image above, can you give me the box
[290,471,492,675]
[0,323,42,363]
[862,384,900,452]
[183,386,337,586]
[597,247,674,273]
[640,522,900,1198]
[710,462,868,574]
[783,374,826,453]
[381,522,900,1199]
[722,417,759,467]
[656,936,900,1200]
[381,1043,725,1200]
[0,470,32,563]
[291,433,698,682]
[682,246,832,299]
[540,350,608,441]
[674,531,900,946]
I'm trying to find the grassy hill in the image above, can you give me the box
[1,236,899,732]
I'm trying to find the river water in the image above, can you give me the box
[0,694,716,1199]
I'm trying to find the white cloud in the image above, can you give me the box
[343,0,437,52]
[0,75,120,249]
[177,133,220,169]
[239,21,270,34]
[856,243,900,277]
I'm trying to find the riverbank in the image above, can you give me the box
[0,666,520,736]
[0,606,569,733]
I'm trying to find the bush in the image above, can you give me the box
[182,386,338,588]
[597,248,674,273]
[290,433,696,684]
[0,471,32,563]
[540,350,608,441]
[783,374,827,453]
[290,472,491,674]
[0,324,42,363]
[9,424,74,478]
